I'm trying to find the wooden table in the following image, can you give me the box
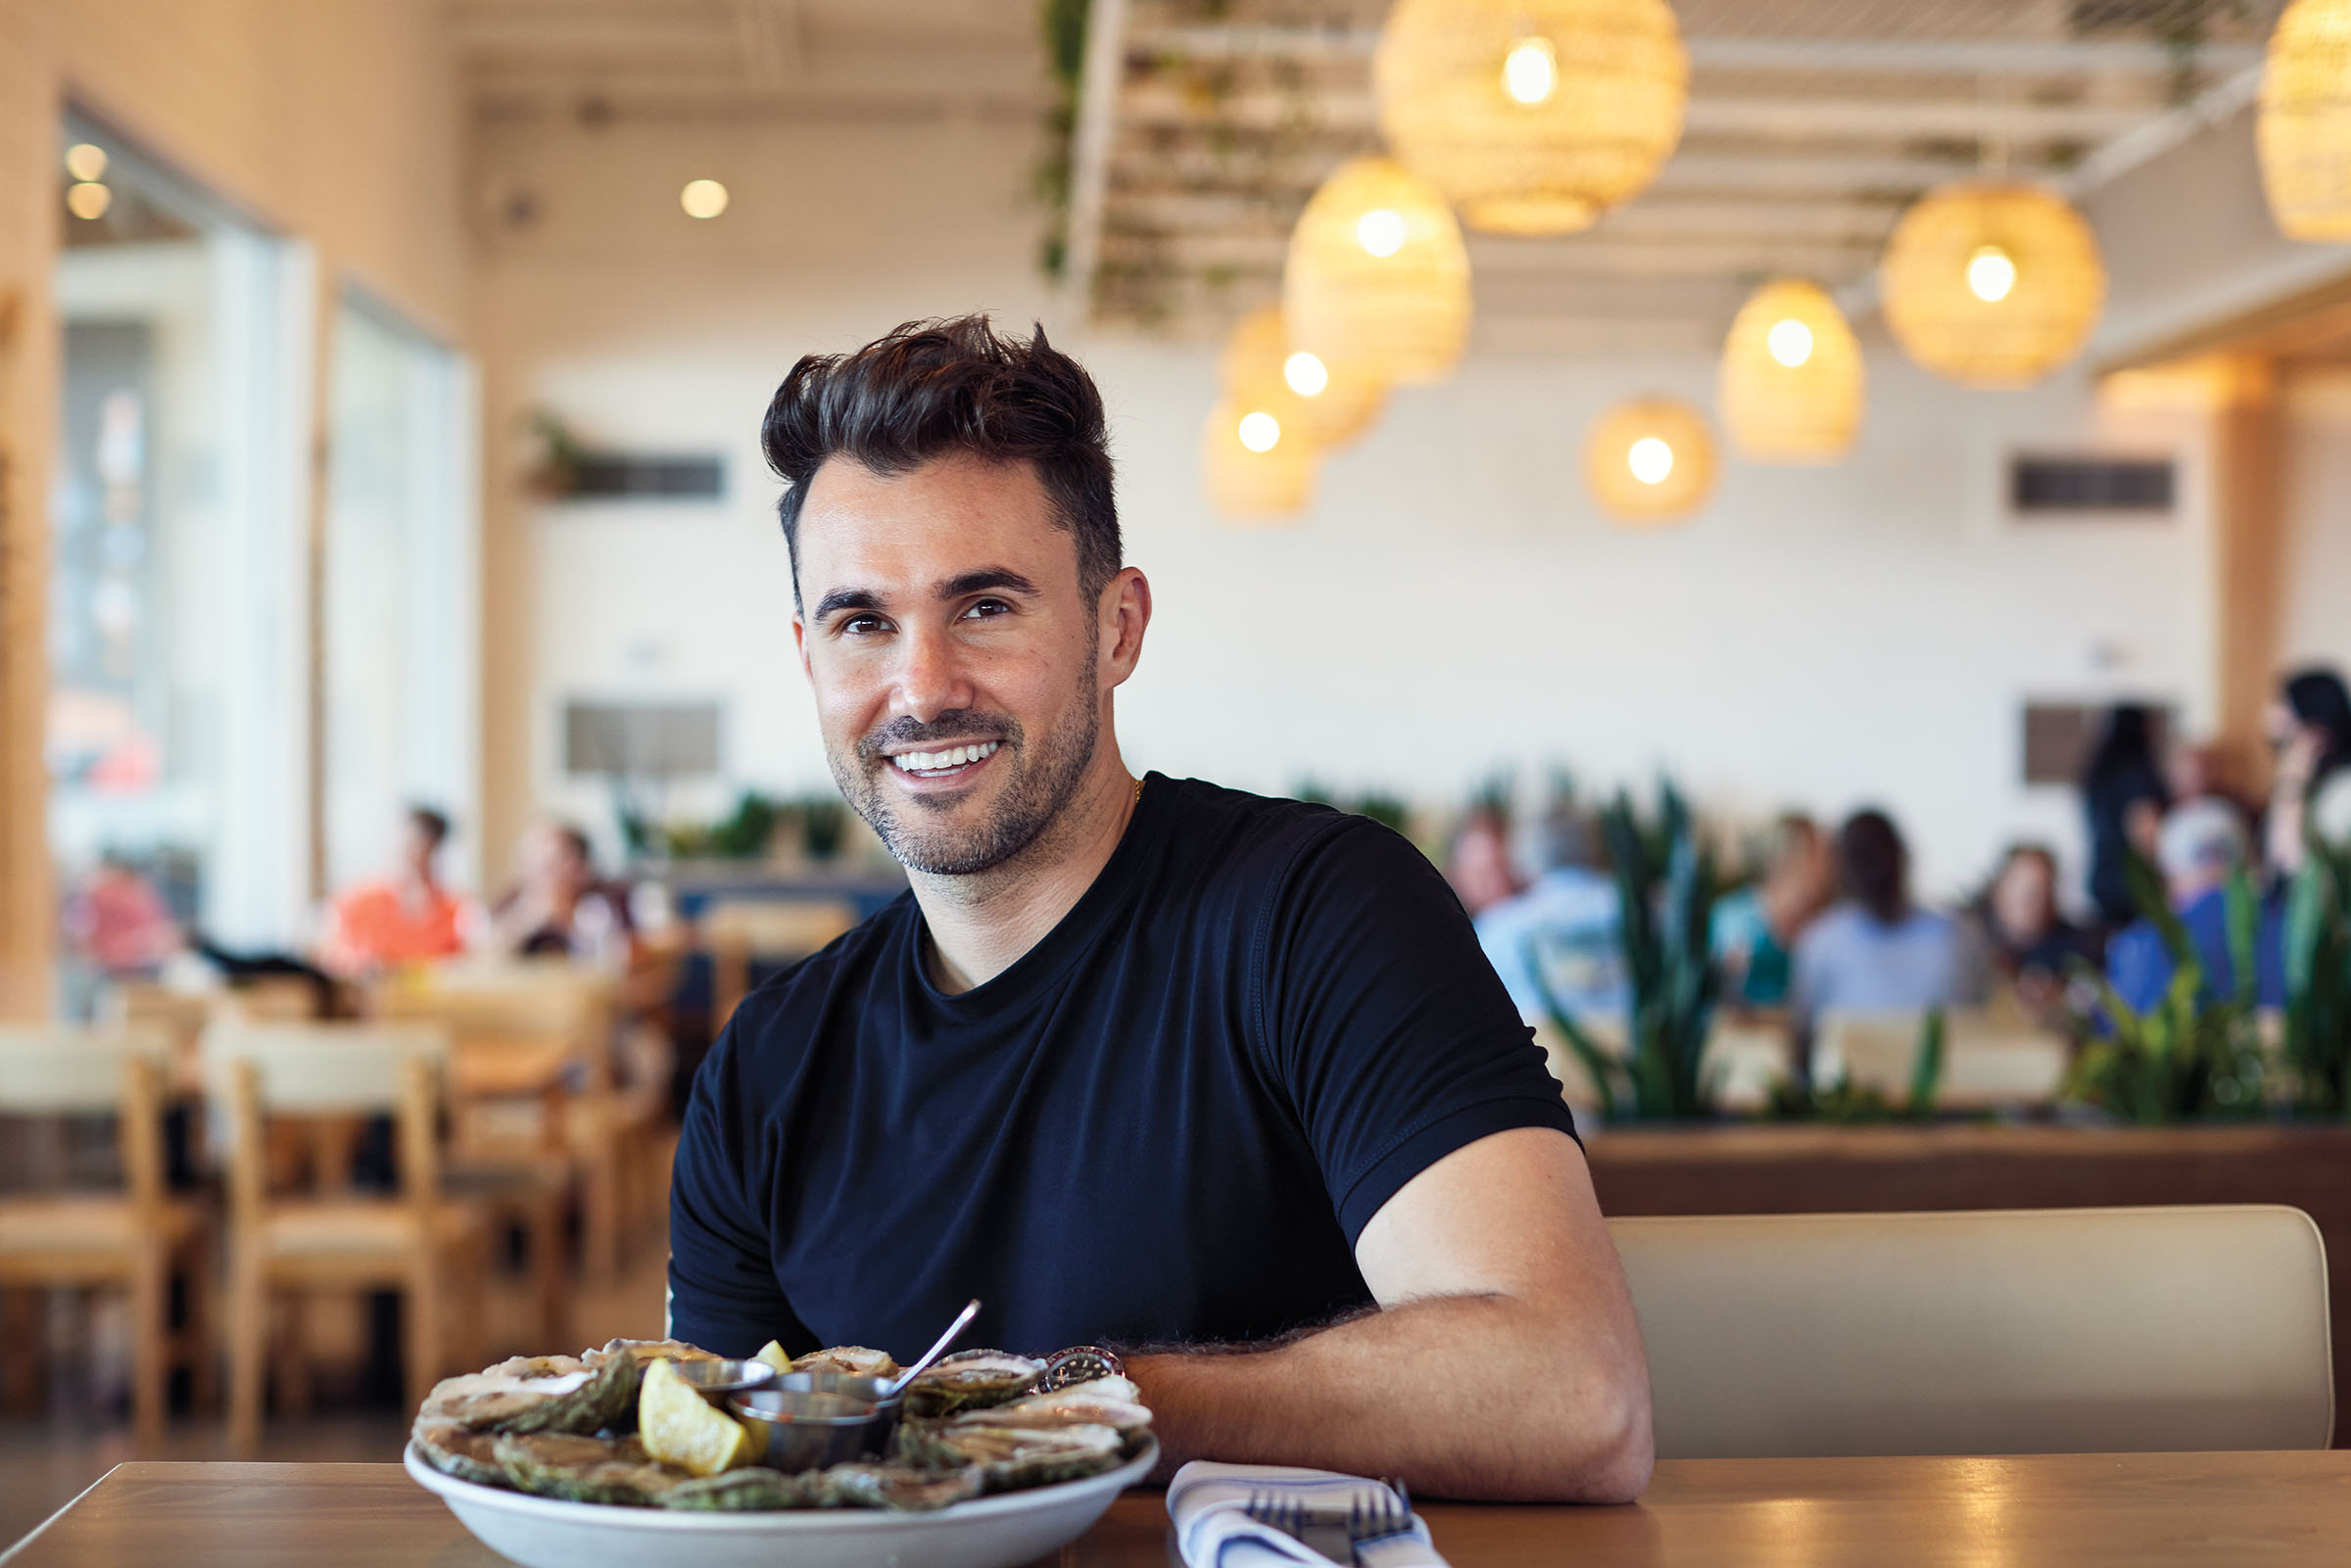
[10,1453,2351,1565]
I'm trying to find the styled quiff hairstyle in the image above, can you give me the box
[760,315,1121,610]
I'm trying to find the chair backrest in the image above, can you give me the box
[1703,1019,1793,1113]
[201,1020,448,1113]
[1609,1206,2333,1457]
[0,1027,171,1207]
[702,899,859,959]
[1813,1007,2069,1109]
[0,1025,171,1114]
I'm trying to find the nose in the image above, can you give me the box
[890,620,976,723]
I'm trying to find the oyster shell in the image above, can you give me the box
[590,1337,725,1368]
[790,1345,901,1380]
[946,1386,1153,1452]
[491,1432,687,1505]
[893,1420,1125,1490]
[419,1353,640,1435]
[901,1351,1043,1418]
[412,1418,509,1487]
[660,1467,817,1511]
[806,1461,984,1511]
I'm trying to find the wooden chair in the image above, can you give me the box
[702,899,858,1028]
[206,1021,488,1451]
[1813,1007,2071,1110]
[0,1025,209,1445]
[1611,1205,2333,1456]
[378,973,633,1285]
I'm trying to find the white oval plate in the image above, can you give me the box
[405,1438,1159,1568]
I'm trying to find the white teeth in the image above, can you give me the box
[891,740,1000,775]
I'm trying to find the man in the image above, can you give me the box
[670,318,1652,1502]
[316,806,468,977]
[1473,799,1628,1027]
[2107,798,2284,1013]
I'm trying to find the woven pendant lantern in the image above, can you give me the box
[1283,157,1471,387]
[1583,399,1715,527]
[1374,0,1687,236]
[1718,279,1864,463]
[2260,0,2351,240]
[1202,400,1315,522]
[1220,306,1387,450]
[1879,181,2105,387]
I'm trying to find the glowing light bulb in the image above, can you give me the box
[1237,410,1282,452]
[1766,318,1814,367]
[680,178,730,219]
[65,143,108,182]
[1627,437,1674,485]
[66,182,112,220]
[1966,244,2016,303]
[1502,36,1559,106]
[1355,208,1408,258]
[1283,351,1330,398]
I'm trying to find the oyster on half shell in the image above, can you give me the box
[901,1350,1043,1418]
[806,1461,985,1511]
[590,1337,725,1368]
[412,1418,508,1486]
[892,1420,1125,1490]
[419,1352,640,1436]
[660,1468,817,1511]
[944,1385,1153,1453]
[491,1432,687,1505]
[789,1345,901,1380]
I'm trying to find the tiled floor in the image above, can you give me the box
[0,1191,675,1551]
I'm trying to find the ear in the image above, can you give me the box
[1098,566,1151,689]
[792,612,813,684]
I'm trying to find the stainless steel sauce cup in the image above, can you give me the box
[666,1358,781,1408]
[727,1387,884,1473]
[769,1371,906,1453]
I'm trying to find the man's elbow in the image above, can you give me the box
[1571,1378,1655,1504]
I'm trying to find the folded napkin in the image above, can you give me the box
[1167,1461,1448,1568]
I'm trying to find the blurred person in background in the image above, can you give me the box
[1970,842,2097,1016]
[2108,798,2284,1013]
[485,821,635,969]
[1474,799,1626,1028]
[1711,813,1835,1008]
[2264,666,2351,878]
[62,848,179,979]
[1445,803,1523,916]
[2081,704,2169,931]
[316,805,469,978]
[1791,809,1977,1038]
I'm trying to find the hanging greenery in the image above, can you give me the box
[1035,0,1091,278]
[2283,829,2351,1116]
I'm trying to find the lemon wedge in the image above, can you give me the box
[753,1340,792,1376]
[639,1356,751,1477]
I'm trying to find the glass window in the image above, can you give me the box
[50,112,310,1007]
[323,291,478,898]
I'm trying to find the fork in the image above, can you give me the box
[1349,1491,1416,1552]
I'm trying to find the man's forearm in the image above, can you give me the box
[1125,1292,1652,1503]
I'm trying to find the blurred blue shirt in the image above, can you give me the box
[1473,867,1629,1026]
[2105,885,2285,1014]
[1792,904,1970,1026]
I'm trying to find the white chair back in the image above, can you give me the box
[1813,1007,2069,1109]
[201,1021,449,1113]
[0,1025,171,1113]
[1611,1205,2334,1457]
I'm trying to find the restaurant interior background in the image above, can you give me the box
[11,0,2351,1548]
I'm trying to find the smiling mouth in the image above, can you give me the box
[887,739,1002,781]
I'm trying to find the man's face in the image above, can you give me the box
[791,452,1118,877]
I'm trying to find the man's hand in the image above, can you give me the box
[1126,1127,1654,1502]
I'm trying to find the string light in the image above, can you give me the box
[1584,399,1717,526]
[64,143,108,182]
[1502,37,1559,106]
[66,182,112,220]
[680,179,729,219]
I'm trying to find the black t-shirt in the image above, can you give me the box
[667,774,1576,1359]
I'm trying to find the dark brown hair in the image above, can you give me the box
[760,315,1119,608]
[1839,808,1911,926]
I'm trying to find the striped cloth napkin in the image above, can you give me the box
[1166,1460,1448,1568]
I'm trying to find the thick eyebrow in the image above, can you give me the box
[937,568,1039,600]
[811,587,885,621]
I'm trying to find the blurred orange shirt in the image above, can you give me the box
[321,879,466,975]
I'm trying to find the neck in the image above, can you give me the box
[909,741,1140,995]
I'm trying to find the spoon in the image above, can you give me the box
[882,1298,982,1399]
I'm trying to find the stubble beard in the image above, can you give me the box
[831,650,1102,878]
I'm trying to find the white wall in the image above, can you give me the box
[2282,369,2351,684]
[479,111,2248,907]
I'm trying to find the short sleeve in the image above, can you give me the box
[667,1021,811,1356]
[1256,819,1579,1244]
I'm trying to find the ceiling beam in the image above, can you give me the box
[1126,24,2263,77]
[1064,0,1129,318]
